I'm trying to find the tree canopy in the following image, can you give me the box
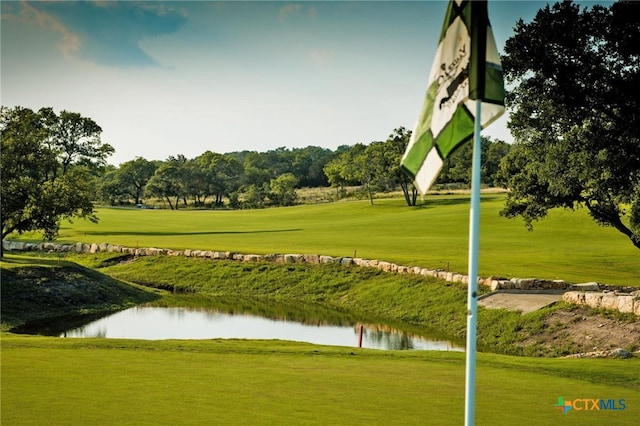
[497,0,640,248]
[1,106,113,251]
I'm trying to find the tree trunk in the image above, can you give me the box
[400,182,418,206]
[586,203,640,249]
[366,183,374,205]
[165,196,174,210]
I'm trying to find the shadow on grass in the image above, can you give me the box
[411,197,471,209]
[0,254,68,267]
[84,228,304,237]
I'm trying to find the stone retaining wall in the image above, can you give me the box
[563,291,640,316]
[3,240,638,316]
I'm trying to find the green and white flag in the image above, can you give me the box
[401,0,505,194]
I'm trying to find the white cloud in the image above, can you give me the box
[278,4,302,22]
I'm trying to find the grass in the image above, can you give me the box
[0,255,159,331]
[2,335,639,425]
[2,194,639,424]
[9,193,638,285]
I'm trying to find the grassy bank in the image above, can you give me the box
[14,251,630,357]
[0,254,159,331]
[8,194,639,285]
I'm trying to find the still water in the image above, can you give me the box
[55,305,463,351]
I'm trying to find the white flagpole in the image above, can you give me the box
[464,98,483,426]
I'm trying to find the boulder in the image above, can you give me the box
[563,291,585,305]
[284,254,303,263]
[552,280,569,290]
[519,279,537,290]
[419,268,433,277]
[303,254,320,264]
[571,282,600,291]
[616,296,635,314]
[609,348,632,358]
[584,292,603,309]
[600,294,619,310]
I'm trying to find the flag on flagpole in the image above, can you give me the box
[401,0,505,194]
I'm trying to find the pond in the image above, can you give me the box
[19,298,464,351]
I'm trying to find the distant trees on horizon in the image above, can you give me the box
[99,128,510,209]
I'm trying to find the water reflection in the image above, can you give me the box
[51,304,462,351]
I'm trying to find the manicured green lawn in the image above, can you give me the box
[2,336,638,425]
[3,194,638,425]
[12,194,639,285]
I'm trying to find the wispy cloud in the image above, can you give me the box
[308,47,334,65]
[278,4,302,22]
[14,1,81,59]
[19,1,187,67]
[279,3,316,22]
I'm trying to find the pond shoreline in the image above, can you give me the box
[3,248,638,357]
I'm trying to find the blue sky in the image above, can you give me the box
[1,1,609,166]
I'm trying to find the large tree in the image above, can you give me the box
[269,173,299,206]
[497,1,640,248]
[383,127,419,206]
[144,156,188,210]
[197,151,243,207]
[39,107,113,175]
[102,157,157,205]
[1,106,112,252]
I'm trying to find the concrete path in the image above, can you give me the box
[478,292,563,314]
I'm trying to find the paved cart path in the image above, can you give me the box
[478,292,563,314]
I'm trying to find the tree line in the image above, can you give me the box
[99,128,509,210]
[0,105,509,243]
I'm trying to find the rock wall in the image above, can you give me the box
[563,291,640,316]
[3,239,638,316]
